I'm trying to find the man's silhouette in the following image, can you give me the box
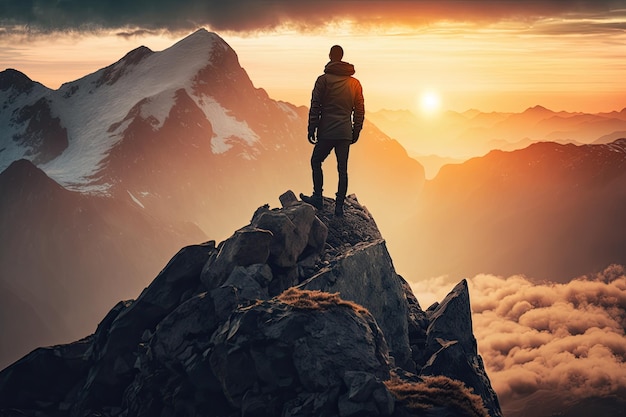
[300,45,365,216]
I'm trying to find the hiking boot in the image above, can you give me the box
[334,197,344,217]
[300,193,323,210]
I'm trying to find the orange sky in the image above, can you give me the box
[1,6,626,114]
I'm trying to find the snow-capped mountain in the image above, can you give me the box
[2,29,274,190]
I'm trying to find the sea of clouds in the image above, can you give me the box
[411,264,626,415]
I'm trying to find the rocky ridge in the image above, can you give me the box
[0,191,501,417]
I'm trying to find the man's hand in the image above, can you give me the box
[308,127,318,144]
[351,129,361,144]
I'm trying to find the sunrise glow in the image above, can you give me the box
[418,90,442,116]
[2,17,626,114]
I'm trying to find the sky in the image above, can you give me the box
[1,0,626,114]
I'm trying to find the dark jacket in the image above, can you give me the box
[308,61,365,141]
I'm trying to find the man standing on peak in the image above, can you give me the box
[300,45,365,217]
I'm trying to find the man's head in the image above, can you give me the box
[329,45,344,62]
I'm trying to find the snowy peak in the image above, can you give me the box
[9,28,267,190]
[0,69,37,94]
[168,28,226,56]
[95,46,154,88]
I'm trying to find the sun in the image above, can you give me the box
[418,90,442,116]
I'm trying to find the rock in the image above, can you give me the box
[209,288,391,415]
[74,242,215,412]
[0,191,503,417]
[339,371,395,416]
[250,202,317,268]
[279,189,299,207]
[420,280,503,417]
[301,240,413,371]
[210,264,271,320]
[0,338,92,412]
[425,280,477,357]
[200,227,272,290]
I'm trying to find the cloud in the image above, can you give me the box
[0,0,624,35]
[410,264,626,416]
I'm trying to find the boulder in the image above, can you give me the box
[200,228,272,290]
[209,288,392,416]
[300,240,413,371]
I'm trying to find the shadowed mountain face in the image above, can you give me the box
[0,160,206,368]
[0,191,502,417]
[393,139,626,282]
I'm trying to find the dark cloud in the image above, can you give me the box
[0,0,624,34]
[411,264,626,417]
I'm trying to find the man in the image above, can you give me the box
[300,45,365,217]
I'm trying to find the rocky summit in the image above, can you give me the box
[0,191,502,417]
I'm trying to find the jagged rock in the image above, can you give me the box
[300,240,414,372]
[339,371,395,416]
[209,288,391,415]
[420,280,503,417]
[250,201,317,268]
[210,264,272,320]
[200,227,272,290]
[74,242,215,412]
[0,338,92,412]
[0,191,503,417]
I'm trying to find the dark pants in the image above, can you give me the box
[310,139,350,200]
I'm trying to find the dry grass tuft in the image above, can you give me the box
[385,374,489,417]
[277,288,369,315]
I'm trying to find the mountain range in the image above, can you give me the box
[367,106,626,177]
[389,139,626,283]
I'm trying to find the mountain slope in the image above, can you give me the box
[367,106,626,178]
[393,139,626,282]
[0,160,205,368]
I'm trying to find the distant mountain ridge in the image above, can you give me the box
[391,138,626,282]
[0,159,205,368]
[367,105,626,178]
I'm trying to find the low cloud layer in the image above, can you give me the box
[0,0,624,34]
[411,264,626,415]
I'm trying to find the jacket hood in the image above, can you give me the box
[324,61,355,76]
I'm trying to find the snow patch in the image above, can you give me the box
[139,90,177,130]
[127,190,145,208]
[196,97,260,155]
[277,101,299,120]
[0,83,50,172]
